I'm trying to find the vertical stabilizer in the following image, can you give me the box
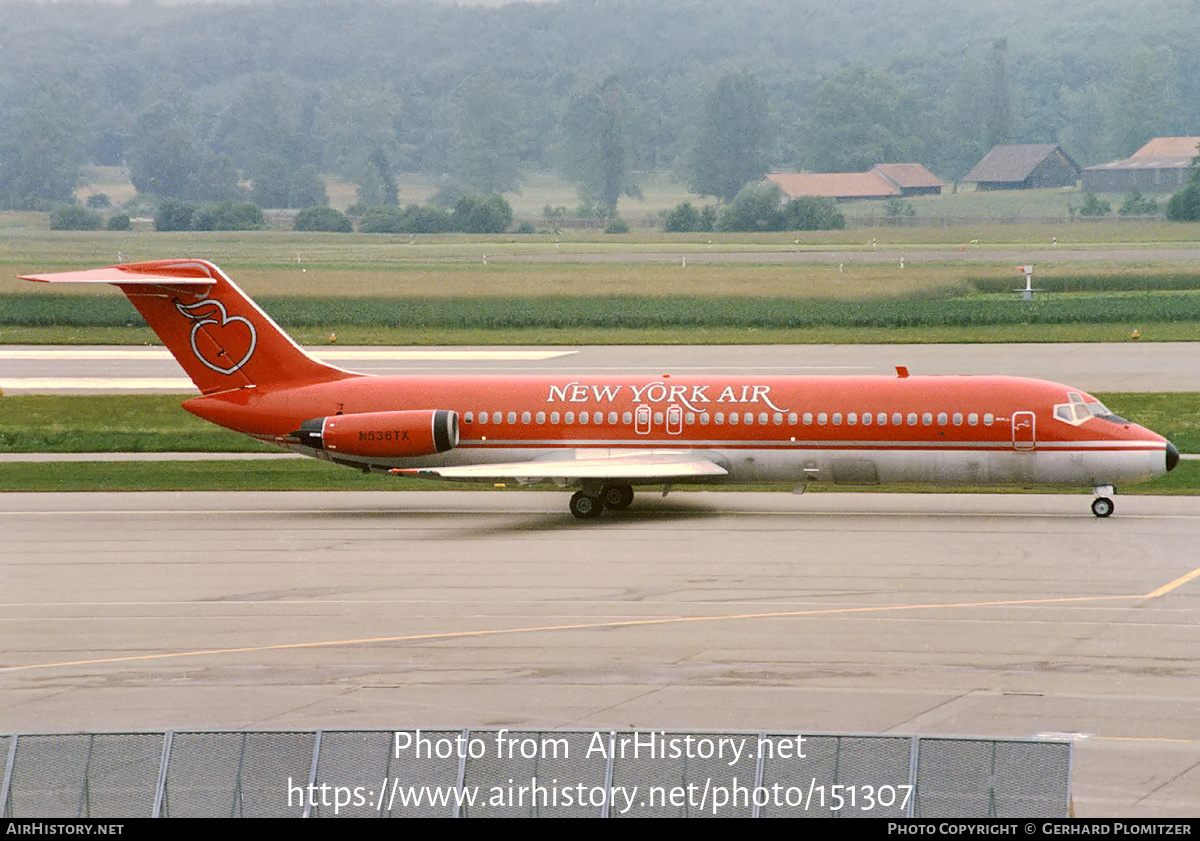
[22,259,359,394]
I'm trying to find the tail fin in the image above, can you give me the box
[22,259,358,395]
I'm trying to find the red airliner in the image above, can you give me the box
[24,259,1178,519]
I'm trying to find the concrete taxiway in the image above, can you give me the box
[3,490,1198,816]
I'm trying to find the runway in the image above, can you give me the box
[3,490,1199,816]
[3,342,1199,393]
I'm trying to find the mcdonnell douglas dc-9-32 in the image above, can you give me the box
[23,259,1178,519]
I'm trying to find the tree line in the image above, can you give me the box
[2,0,1198,219]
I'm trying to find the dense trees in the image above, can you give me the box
[804,65,926,174]
[688,73,775,203]
[3,0,1200,210]
[1166,159,1200,222]
[559,77,640,215]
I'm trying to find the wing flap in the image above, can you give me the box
[391,449,728,482]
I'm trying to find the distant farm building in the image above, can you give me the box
[1081,137,1200,194]
[963,144,1080,190]
[766,164,945,202]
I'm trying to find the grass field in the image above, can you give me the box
[2,219,1199,345]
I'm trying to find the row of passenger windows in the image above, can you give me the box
[462,410,996,428]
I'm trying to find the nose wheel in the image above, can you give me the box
[1091,486,1115,518]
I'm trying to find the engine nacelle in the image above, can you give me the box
[294,409,458,458]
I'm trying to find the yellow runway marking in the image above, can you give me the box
[1143,564,1200,599]
[2,589,1180,675]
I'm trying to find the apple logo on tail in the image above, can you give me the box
[175,298,257,374]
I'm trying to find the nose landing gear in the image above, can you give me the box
[1091,485,1114,518]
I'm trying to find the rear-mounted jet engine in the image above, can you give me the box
[293,409,458,458]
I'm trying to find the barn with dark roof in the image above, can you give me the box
[963,145,1080,190]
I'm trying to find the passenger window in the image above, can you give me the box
[729,413,739,425]
[968,413,978,426]
[818,413,827,425]
[788,412,797,425]
[464,412,474,424]
[877,413,887,425]
[565,411,575,424]
[493,411,503,424]
[715,413,725,424]
[832,413,842,425]
[803,412,813,425]
[847,412,857,425]
[774,412,783,425]
[892,413,902,425]
[701,412,710,425]
[984,413,994,425]
[536,411,545,424]
[907,413,918,426]
[953,413,963,425]
[521,411,531,424]
[686,412,696,424]
[937,412,947,425]
[922,413,932,426]
[622,411,632,424]
[608,411,618,424]
[551,412,560,424]
[508,412,517,424]
[862,412,872,426]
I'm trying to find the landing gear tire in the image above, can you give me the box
[1091,497,1114,518]
[569,491,604,520]
[601,483,634,510]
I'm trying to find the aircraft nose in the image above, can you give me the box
[1166,441,1180,473]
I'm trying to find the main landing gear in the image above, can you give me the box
[569,483,634,520]
[1091,485,1114,518]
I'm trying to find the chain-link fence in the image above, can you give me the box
[0,730,1070,818]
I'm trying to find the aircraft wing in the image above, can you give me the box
[391,449,728,483]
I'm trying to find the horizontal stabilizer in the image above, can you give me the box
[22,261,221,290]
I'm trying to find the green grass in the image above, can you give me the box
[4,286,1200,345]
[0,396,273,453]
[0,459,425,492]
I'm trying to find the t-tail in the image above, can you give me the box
[22,259,358,395]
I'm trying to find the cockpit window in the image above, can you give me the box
[1054,394,1127,425]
